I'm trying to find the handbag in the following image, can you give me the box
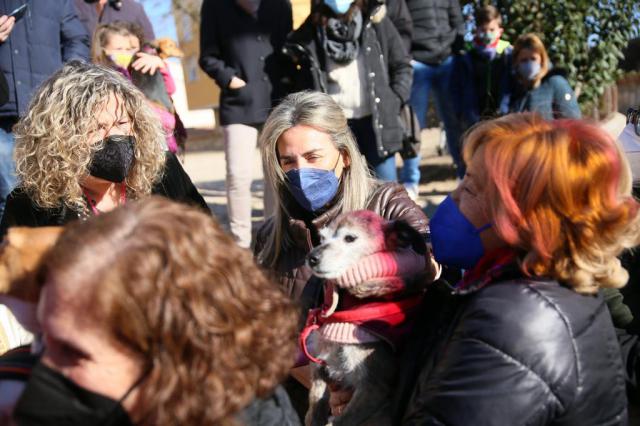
[399,104,421,159]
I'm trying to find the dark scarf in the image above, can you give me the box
[321,10,363,64]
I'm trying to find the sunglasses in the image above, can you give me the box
[627,107,640,137]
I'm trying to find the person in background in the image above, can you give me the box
[92,22,179,153]
[74,0,155,41]
[284,0,412,183]
[0,61,207,236]
[199,0,292,249]
[403,0,465,188]
[451,5,512,150]
[10,197,300,425]
[509,33,581,120]
[379,0,412,53]
[0,0,89,219]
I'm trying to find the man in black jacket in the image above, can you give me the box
[199,0,292,248]
[402,0,465,196]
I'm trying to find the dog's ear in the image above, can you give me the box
[384,220,427,255]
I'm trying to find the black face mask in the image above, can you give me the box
[89,135,135,183]
[13,361,134,426]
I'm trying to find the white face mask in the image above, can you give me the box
[0,295,39,334]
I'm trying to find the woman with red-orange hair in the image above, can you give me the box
[386,113,640,424]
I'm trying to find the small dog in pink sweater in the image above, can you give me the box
[303,210,438,426]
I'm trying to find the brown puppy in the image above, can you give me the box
[0,227,63,303]
[153,37,184,60]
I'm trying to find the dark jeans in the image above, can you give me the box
[348,115,397,182]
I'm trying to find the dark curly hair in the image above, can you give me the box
[40,197,298,424]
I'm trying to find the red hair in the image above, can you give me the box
[464,113,640,293]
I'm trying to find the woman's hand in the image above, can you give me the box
[131,52,166,75]
[329,385,354,417]
[228,76,247,90]
[0,15,15,43]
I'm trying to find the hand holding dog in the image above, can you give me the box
[131,52,166,75]
[0,15,15,43]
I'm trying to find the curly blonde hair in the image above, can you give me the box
[464,113,640,293]
[40,197,298,425]
[13,61,165,212]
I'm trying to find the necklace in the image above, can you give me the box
[83,182,127,215]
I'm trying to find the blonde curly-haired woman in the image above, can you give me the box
[0,61,207,235]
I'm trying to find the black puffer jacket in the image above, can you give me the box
[283,12,412,158]
[394,277,628,425]
[405,0,464,64]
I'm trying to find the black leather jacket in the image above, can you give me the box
[394,276,628,425]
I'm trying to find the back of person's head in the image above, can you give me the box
[40,197,298,425]
[259,91,373,265]
[13,61,165,211]
[474,4,502,27]
[91,23,135,66]
[513,33,550,82]
[463,113,640,293]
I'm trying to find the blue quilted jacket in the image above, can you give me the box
[0,0,89,118]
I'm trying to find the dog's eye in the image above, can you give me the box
[344,235,357,243]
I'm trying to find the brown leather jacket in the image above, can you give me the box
[255,183,429,311]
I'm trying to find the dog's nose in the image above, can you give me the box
[308,253,320,267]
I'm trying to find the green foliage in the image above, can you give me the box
[463,0,640,114]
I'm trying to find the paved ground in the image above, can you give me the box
[181,127,458,234]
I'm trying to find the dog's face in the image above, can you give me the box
[307,210,423,280]
[154,37,184,59]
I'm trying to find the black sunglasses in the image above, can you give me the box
[627,107,640,137]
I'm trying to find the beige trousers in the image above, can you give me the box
[223,124,273,248]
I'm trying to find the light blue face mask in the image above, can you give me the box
[323,0,353,14]
[517,60,541,81]
[429,196,492,270]
[285,158,341,212]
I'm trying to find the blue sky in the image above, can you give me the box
[139,0,178,40]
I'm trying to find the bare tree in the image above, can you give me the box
[171,0,201,24]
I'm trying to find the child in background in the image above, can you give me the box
[451,5,512,129]
[91,22,179,153]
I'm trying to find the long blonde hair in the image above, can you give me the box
[14,61,166,212]
[258,91,374,267]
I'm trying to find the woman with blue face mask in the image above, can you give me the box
[388,113,638,424]
[255,90,436,421]
[509,33,581,120]
[256,91,433,302]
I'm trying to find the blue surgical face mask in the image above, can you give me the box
[429,196,491,269]
[285,158,341,212]
[517,60,541,81]
[323,0,353,14]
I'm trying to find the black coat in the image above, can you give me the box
[0,153,209,237]
[394,277,628,425]
[404,0,464,64]
[384,0,413,54]
[283,14,412,157]
[199,0,293,126]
